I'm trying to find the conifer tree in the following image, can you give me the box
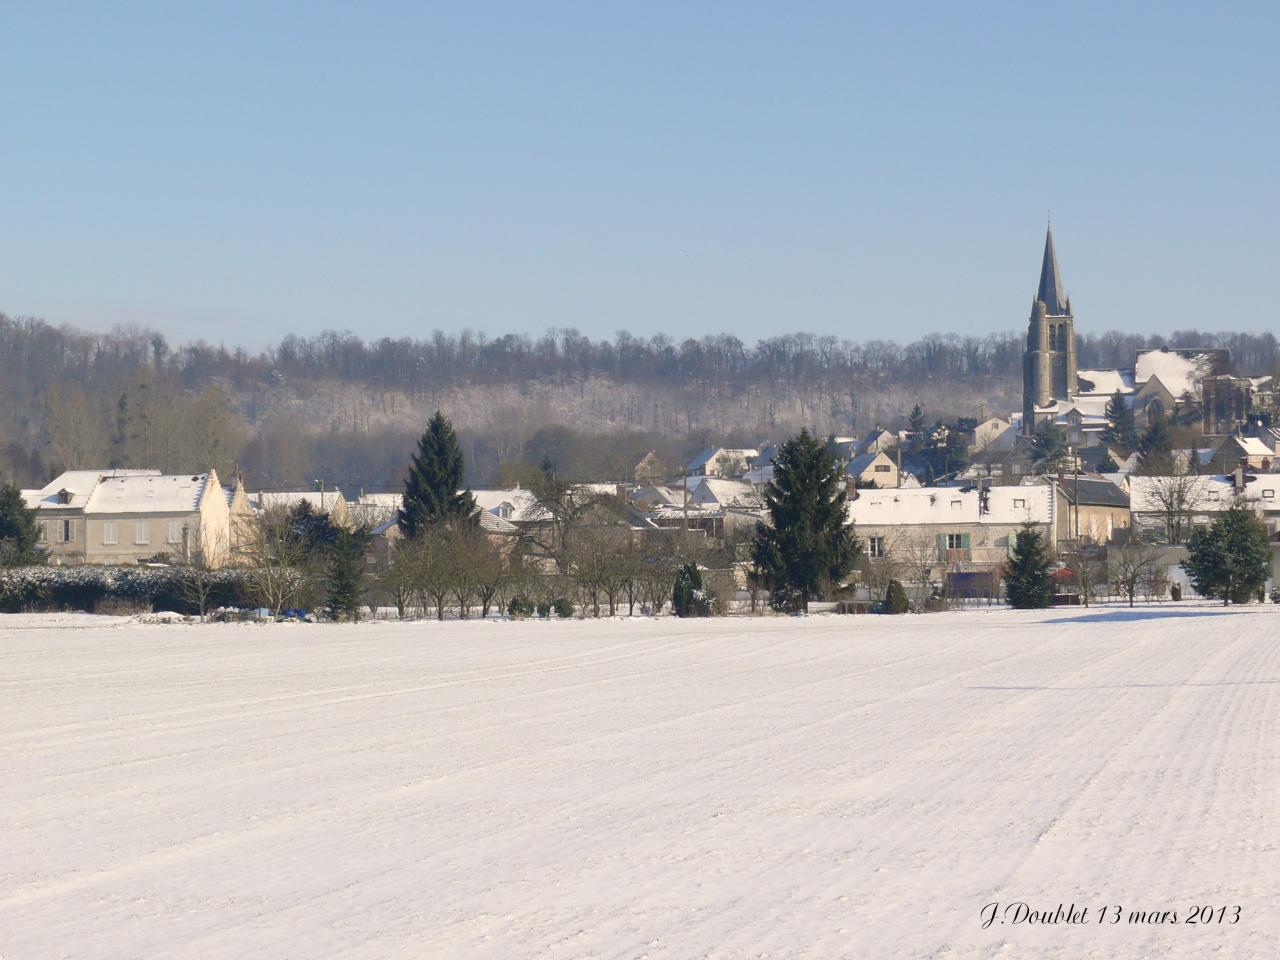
[1136,411,1176,475]
[1030,421,1070,472]
[1101,390,1138,449]
[1182,506,1270,605]
[908,405,926,451]
[1003,522,1055,609]
[324,527,370,621]
[750,429,860,612]
[399,411,478,539]
[0,483,44,566]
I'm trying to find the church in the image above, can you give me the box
[1019,225,1269,444]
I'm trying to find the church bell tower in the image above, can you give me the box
[1022,224,1078,434]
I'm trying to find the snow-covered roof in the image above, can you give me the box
[254,490,346,514]
[471,488,543,523]
[1134,350,1214,399]
[686,447,759,471]
[86,473,215,514]
[25,469,163,510]
[1237,437,1274,458]
[848,485,1052,527]
[689,478,761,508]
[1076,369,1135,395]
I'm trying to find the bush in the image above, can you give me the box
[0,565,262,614]
[551,596,575,618]
[880,579,910,614]
[507,596,535,618]
[672,563,714,617]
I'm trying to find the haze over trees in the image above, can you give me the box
[3,311,1279,491]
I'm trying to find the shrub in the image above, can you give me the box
[507,596,535,618]
[0,565,263,615]
[881,579,910,614]
[550,596,575,618]
[672,563,714,618]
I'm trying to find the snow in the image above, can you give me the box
[90,473,214,514]
[1076,369,1135,395]
[1135,350,1214,399]
[849,484,1052,526]
[3,609,1278,959]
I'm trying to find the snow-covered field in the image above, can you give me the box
[3,607,1277,959]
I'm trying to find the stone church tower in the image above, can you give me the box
[1022,224,1078,433]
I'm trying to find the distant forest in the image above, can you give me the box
[3,312,1278,491]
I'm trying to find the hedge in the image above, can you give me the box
[0,566,271,615]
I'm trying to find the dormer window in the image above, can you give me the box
[57,489,72,505]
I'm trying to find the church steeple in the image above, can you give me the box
[1023,223,1078,434]
[1036,223,1068,316]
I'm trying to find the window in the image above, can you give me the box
[946,533,965,550]
[874,464,892,473]
[1013,498,1026,508]
[37,521,48,543]
[61,519,74,543]
[868,536,886,559]
[134,521,150,545]
[1264,490,1276,500]
[102,522,118,545]
[168,521,184,544]
[1207,491,1220,501]
[950,500,962,509]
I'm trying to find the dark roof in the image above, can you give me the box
[1037,224,1069,316]
[1056,476,1129,508]
[845,452,880,475]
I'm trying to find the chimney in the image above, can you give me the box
[1233,463,1246,491]
[846,477,859,500]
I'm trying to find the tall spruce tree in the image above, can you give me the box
[1182,506,1271,605]
[0,483,44,566]
[1101,390,1138,450]
[399,411,478,539]
[325,527,371,621]
[907,405,926,452]
[750,429,860,613]
[1136,411,1176,475]
[1030,421,1070,472]
[1003,522,1055,609]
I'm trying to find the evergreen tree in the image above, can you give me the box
[324,527,370,621]
[907,405,926,451]
[1101,390,1138,449]
[672,562,712,617]
[1030,422,1069,472]
[1136,411,1176,475]
[882,579,909,614]
[1003,522,1055,609]
[750,429,861,613]
[0,483,45,566]
[399,411,478,539]
[1182,506,1271,605]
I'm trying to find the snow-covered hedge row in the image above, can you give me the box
[0,566,265,614]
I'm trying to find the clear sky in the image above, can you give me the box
[2,2,1276,349]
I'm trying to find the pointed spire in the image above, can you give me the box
[1036,223,1068,315]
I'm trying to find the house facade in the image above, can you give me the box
[26,469,236,566]
[848,484,1055,581]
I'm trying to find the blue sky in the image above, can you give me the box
[2,2,1276,348]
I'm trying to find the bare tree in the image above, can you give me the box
[523,470,607,573]
[1108,541,1165,607]
[898,530,939,612]
[174,523,228,621]
[1059,543,1105,607]
[1137,474,1207,544]
[244,506,307,616]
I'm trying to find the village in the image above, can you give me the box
[6,228,1278,617]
